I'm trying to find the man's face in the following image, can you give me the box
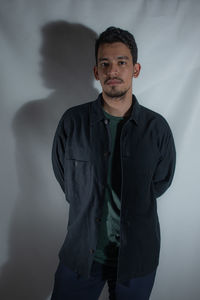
[94,42,140,99]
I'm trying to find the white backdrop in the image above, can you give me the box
[1,0,200,299]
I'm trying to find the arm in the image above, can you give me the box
[153,125,176,198]
[51,114,67,194]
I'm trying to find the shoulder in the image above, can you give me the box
[60,100,93,121]
[55,99,96,133]
[139,104,172,134]
[138,104,176,156]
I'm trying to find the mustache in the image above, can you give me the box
[104,77,123,84]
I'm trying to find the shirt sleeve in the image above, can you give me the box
[152,124,176,198]
[51,114,67,194]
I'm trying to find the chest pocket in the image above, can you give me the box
[122,131,160,175]
[64,145,93,202]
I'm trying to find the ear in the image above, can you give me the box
[93,65,99,80]
[133,63,141,78]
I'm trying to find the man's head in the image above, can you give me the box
[95,26,138,66]
[94,27,141,99]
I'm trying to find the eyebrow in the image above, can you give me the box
[98,56,129,62]
[117,56,129,60]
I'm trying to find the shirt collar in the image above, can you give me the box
[90,93,140,125]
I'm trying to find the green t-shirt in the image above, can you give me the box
[94,110,128,266]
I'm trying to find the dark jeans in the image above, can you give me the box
[51,260,156,300]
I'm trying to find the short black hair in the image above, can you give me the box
[95,26,138,65]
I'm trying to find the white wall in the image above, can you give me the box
[0,0,200,299]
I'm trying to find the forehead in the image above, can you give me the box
[97,42,132,60]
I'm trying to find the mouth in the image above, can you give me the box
[105,78,123,85]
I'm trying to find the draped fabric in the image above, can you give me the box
[0,1,200,299]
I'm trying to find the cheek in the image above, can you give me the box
[99,72,107,82]
[124,70,134,81]
[121,67,132,75]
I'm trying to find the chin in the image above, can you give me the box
[104,90,128,98]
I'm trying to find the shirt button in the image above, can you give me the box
[95,217,101,222]
[90,248,95,254]
[104,119,109,125]
[104,151,110,157]
[115,235,120,242]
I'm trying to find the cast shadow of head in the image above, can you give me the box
[0,21,99,300]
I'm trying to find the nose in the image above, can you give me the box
[107,63,119,76]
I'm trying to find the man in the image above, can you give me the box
[51,27,176,300]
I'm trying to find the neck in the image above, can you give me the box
[102,91,133,117]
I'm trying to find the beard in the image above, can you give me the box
[104,86,130,99]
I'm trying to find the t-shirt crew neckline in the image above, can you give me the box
[103,109,125,121]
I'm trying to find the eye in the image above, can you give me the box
[118,61,126,65]
[100,62,109,67]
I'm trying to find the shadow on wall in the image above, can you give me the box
[0,21,98,300]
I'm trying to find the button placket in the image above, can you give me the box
[103,119,111,158]
[104,151,110,157]
[95,217,101,222]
